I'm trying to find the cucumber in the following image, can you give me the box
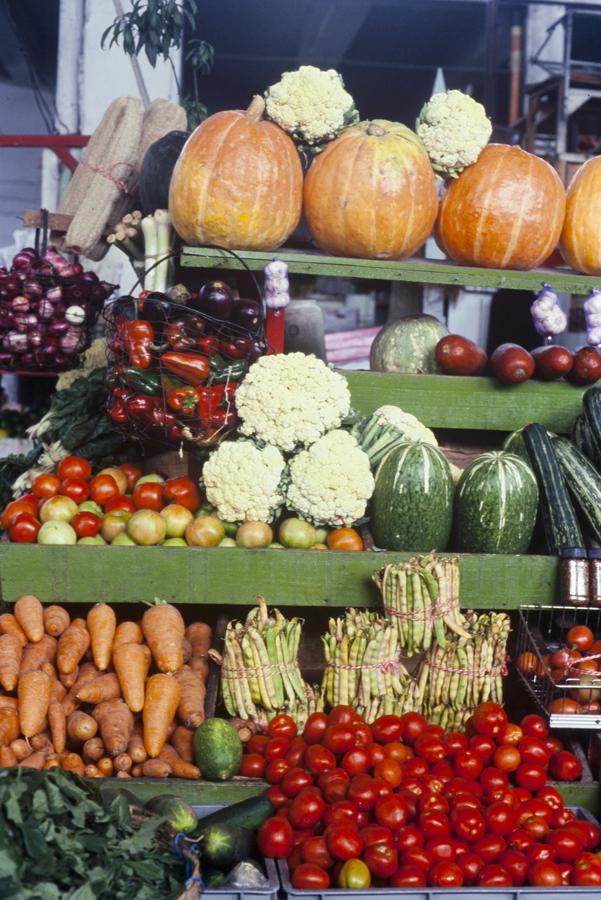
[145,794,197,834]
[198,823,254,871]
[553,437,601,542]
[193,718,243,781]
[194,795,274,832]
[522,423,583,554]
[583,386,601,469]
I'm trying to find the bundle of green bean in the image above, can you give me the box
[321,609,419,723]
[373,555,470,656]
[416,611,511,731]
[221,596,321,730]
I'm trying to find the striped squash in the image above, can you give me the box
[453,452,538,554]
[560,156,601,275]
[371,441,453,551]
[553,437,601,542]
[436,144,566,270]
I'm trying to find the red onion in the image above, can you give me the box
[37,339,59,364]
[11,295,29,314]
[0,310,13,329]
[13,315,30,334]
[60,327,81,353]
[20,352,36,366]
[38,299,54,320]
[3,331,27,352]
[71,262,84,276]
[27,327,44,348]
[48,320,69,337]
[81,271,99,284]
[29,259,54,277]
[3,276,22,297]
[0,352,13,366]
[53,302,67,318]
[23,279,44,299]
[65,305,86,325]
[46,286,63,304]
[12,249,37,271]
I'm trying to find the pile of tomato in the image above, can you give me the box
[243,702,599,890]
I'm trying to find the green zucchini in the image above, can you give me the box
[145,794,197,834]
[553,437,601,542]
[522,423,583,554]
[583,386,601,469]
[198,823,254,871]
[194,794,274,832]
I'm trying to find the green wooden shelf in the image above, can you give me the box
[180,246,601,295]
[0,545,557,609]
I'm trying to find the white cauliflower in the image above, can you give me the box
[203,440,287,523]
[416,90,492,178]
[265,66,359,151]
[353,405,437,469]
[56,339,108,391]
[287,430,374,527]
[235,353,351,453]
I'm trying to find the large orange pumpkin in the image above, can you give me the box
[560,156,601,274]
[303,120,438,259]
[169,96,302,251]
[436,144,566,270]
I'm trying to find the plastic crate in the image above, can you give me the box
[278,808,600,900]
[192,805,279,900]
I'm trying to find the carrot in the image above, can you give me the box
[131,764,142,777]
[113,621,143,649]
[114,753,132,773]
[43,604,70,637]
[57,621,90,675]
[41,661,57,681]
[94,699,134,757]
[182,637,192,664]
[87,603,117,670]
[142,602,185,672]
[20,635,57,674]
[77,672,121,704]
[44,756,61,770]
[62,662,99,715]
[171,725,195,763]
[116,770,131,779]
[0,613,27,645]
[159,744,200,779]
[18,670,52,738]
[19,751,45,770]
[186,621,212,679]
[97,757,114,776]
[10,739,30,761]
[0,634,22,691]
[0,708,19,746]
[0,695,17,710]
[30,731,54,753]
[83,737,104,763]
[142,758,171,778]
[126,729,148,764]
[48,699,66,754]
[174,667,205,728]
[52,680,67,703]
[143,674,180,758]
[59,667,79,689]
[14,595,44,643]
[84,764,101,778]
[0,746,17,767]
[113,643,150,713]
[61,752,85,776]
[67,710,98,743]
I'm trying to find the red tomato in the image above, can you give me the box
[2,497,38,529]
[280,767,313,798]
[566,624,594,651]
[322,799,356,827]
[132,481,163,511]
[534,784,563,810]
[565,819,600,851]
[323,725,354,755]
[301,836,333,869]
[403,757,429,779]
[513,787,532,804]
[347,774,379,811]
[400,712,427,745]
[480,766,509,794]
[104,496,136,515]
[508,828,535,852]
[264,758,291,784]
[61,478,90,504]
[328,706,355,727]
[317,768,350,790]
[472,702,508,739]
[351,722,372,747]
[257,816,293,857]
[90,474,120,507]
[8,512,40,543]
[458,851,484,885]
[119,462,143,492]
[449,806,486,843]
[285,737,307,768]
[444,776,482,800]
[162,476,201,512]
[527,842,556,864]
[373,757,403,788]
[239,753,266,778]
[516,763,547,793]
[478,863,513,887]
[551,808,576,828]
[265,784,286,807]
[57,455,91,481]
[548,828,584,862]
[291,864,330,889]
[518,736,550,769]
[521,714,549,739]
[397,788,418,821]
[247,735,268,755]
[364,842,398,878]
[325,824,363,861]
[320,779,349,804]
[518,798,552,825]
[303,712,328,745]
[522,816,550,841]
[498,848,528,885]
[529,860,562,886]
[453,750,483,780]
[418,812,450,841]
[390,865,427,888]
[32,473,61,499]
[424,838,455,863]
[414,734,446,764]
[368,743,385,768]
[383,741,413,763]
[419,793,449,815]
[395,825,424,853]
[493,744,521,773]
[289,787,325,829]
[571,854,601,886]
[500,723,524,745]
[549,750,583,782]
[401,847,434,871]
[371,715,403,744]
[429,860,463,887]
[304,744,336,776]
[374,795,408,831]
[485,801,518,837]
[558,861,572,884]
[469,735,496,765]
[472,833,506,863]
[360,824,394,848]
[442,732,469,758]
[264,737,290,762]
[340,747,369,776]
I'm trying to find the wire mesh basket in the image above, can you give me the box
[514,604,601,730]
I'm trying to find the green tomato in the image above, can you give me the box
[223,521,238,537]
[268,542,285,550]
[135,473,164,485]
[236,521,273,548]
[111,532,136,546]
[218,537,237,548]
[163,537,188,546]
[160,503,193,538]
[279,517,316,549]
[314,527,329,544]
[79,500,103,517]
[185,515,224,547]
[127,509,166,546]
[195,503,216,518]
[39,495,78,524]
[38,520,77,545]
[77,535,106,546]
[101,513,128,543]
[338,859,371,890]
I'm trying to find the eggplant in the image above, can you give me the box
[192,281,234,321]
[232,298,263,333]
[138,130,190,215]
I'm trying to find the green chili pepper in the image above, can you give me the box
[121,367,162,395]
[209,356,249,384]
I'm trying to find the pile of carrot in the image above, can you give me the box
[0,595,212,779]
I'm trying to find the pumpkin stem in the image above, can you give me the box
[246,95,266,121]
[366,122,386,137]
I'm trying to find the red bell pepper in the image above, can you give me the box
[160,352,210,385]
[196,335,219,355]
[124,321,155,369]
[166,385,199,416]
[165,319,202,351]
[126,394,159,423]
[109,398,127,424]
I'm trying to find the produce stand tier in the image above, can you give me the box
[0,545,557,608]
[180,246,601,295]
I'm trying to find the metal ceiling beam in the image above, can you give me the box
[297,0,374,65]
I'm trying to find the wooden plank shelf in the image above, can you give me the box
[0,545,558,609]
[180,246,601,296]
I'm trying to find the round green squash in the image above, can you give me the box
[193,718,243,781]
[369,314,449,374]
[371,441,454,551]
[453,451,539,554]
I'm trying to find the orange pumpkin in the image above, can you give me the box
[560,156,601,274]
[303,120,438,260]
[169,96,302,251]
[436,144,566,270]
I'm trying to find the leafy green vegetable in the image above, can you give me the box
[0,768,184,899]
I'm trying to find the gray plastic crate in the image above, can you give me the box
[192,805,279,900]
[278,808,600,900]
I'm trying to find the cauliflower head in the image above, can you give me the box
[202,440,287,523]
[265,66,359,150]
[369,406,437,445]
[287,429,374,527]
[235,352,351,453]
[416,89,492,178]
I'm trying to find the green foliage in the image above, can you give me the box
[102,0,198,68]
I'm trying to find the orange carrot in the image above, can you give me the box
[84,764,101,778]
[83,737,104,763]
[62,662,99,716]
[30,731,54,753]
[43,604,70,637]
[113,643,151,713]
[20,635,57,674]
[0,746,17,767]
[0,634,22,691]
[143,674,180,758]
[52,679,67,703]
[0,613,27,645]
[171,725,195,763]
[182,637,192,664]
[77,672,121,704]
[127,728,148,764]
[186,622,212,679]
[131,764,142,777]
[116,770,131,779]
[14,595,44,643]
[48,699,66,754]
[19,751,45,770]
[59,666,79,689]
[173,667,205,728]
[42,661,57,681]
[44,756,61,770]
[142,602,185,672]
[0,708,19,746]
[61,752,85,776]
[97,757,114,776]
[142,758,171,778]
[18,670,52,738]
[114,753,132,773]
[112,621,143,649]
[67,710,98,743]
[94,699,134,757]
[57,621,90,675]
[159,744,200,779]
[87,603,116,670]
[0,695,17,710]
[10,739,30,761]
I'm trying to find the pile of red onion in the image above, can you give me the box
[0,246,114,371]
